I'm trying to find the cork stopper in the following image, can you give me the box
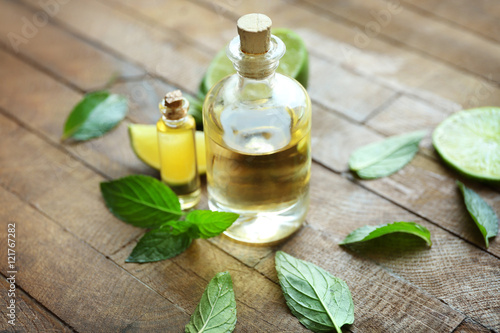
[237,13,272,54]
[160,90,189,120]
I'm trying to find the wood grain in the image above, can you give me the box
[0,278,73,332]
[111,239,309,332]
[302,0,500,84]
[255,226,464,332]
[20,0,210,93]
[188,0,500,109]
[101,0,398,123]
[264,163,500,330]
[0,0,144,91]
[0,112,142,256]
[0,49,154,179]
[365,94,459,159]
[1,0,499,332]
[358,154,500,256]
[403,0,500,44]
[452,318,492,333]
[0,186,190,332]
[311,102,383,172]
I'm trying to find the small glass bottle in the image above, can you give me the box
[157,90,201,210]
[203,14,312,244]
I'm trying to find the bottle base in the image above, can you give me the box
[179,188,201,210]
[208,194,309,245]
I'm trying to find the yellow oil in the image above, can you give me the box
[157,116,200,210]
[205,103,311,244]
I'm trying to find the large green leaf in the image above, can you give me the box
[185,272,237,333]
[100,175,183,228]
[457,181,498,248]
[340,221,432,247]
[349,131,426,179]
[126,229,192,263]
[62,91,128,141]
[275,251,354,333]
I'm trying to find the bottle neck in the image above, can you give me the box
[162,115,187,128]
[227,34,285,80]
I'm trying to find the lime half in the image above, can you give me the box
[433,107,500,181]
[200,28,309,95]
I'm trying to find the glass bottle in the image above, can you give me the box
[203,14,312,244]
[157,90,201,210]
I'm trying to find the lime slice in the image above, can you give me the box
[433,107,500,181]
[200,28,309,95]
[128,124,206,175]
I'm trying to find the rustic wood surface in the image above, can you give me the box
[1,0,499,332]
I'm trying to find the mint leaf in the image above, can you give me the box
[185,272,237,333]
[62,91,128,141]
[126,229,191,263]
[275,251,354,333]
[100,175,183,228]
[457,181,498,248]
[340,221,432,247]
[185,210,239,239]
[162,220,197,237]
[349,130,426,179]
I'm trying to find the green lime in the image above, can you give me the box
[433,107,500,181]
[200,28,309,95]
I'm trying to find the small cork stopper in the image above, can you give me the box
[237,13,272,54]
[161,90,188,120]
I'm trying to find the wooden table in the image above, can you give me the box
[1,0,499,332]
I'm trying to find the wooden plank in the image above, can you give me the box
[403,0,500,44]
[101,0,399,123]
[0,0,144,91]
[308,93,500,256]
[0,186,190,332]
[452,318,492,333]
[309,57,397,122]
[20,0,211,93]
[111,225,464,332]
[111,240,309,332]
[312,102,383,172]
[0,89,296,333]
[302,0,500,84]
[0,278,73,332]
[19,0,399,124]
[189,0,500,110]
[0,48,154,179]
[254,227,464,332]
[357,154,500,256]
[0,111,142,256]
[102,0,234,53]
[256,163,500,330]
[365,94,459,159]
[367,94,457,136]
[0,89,468,328]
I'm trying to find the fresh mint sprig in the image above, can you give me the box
[100,175,239,263]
